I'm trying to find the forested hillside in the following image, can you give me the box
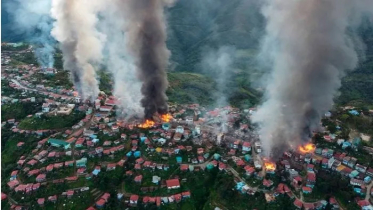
[2,0,372,107]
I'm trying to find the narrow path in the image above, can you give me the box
[365,180,373,201]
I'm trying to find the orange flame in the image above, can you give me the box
[161,113,172,122]
[138,119,155,128]
[264,161,276,171]
[299,143,316,154]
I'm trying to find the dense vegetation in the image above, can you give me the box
[337,19,373,107]
[1,43,29,51]
[18,111,85,130]
[1,102,41,121]
[33,70,73,89]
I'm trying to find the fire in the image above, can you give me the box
[138,119,155,128]
[264,161,276,171]
[299,143,316,154]
[160,113,172,122]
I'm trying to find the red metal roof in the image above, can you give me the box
[166,179,180,188]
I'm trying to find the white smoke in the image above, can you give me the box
[4,0,55,68]
[98,0,144,119]
[51,0,105,101]
[252,0,373,158]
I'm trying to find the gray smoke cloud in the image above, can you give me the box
[98,0,144,119]
[118,0,174,119]
[202,46,236,133]
[252,0,373,159]
[4,0,55,68]
[202,46,236,108]
[51,0,105,100]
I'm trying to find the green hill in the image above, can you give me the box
[167,72,260,108]
[2,0,372,107]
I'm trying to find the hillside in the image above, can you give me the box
[2,0,372,107]
[337,19,373,107]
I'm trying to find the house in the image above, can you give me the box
[28,169,40,177]
[350,178,364,186]
[306,172,316,187]
[357,200,371,209]
[244,166,255,176]
[48,138,71,149]
[263,179,273,188]
[107,163,116,171]
[134,175,143,183]
[197,156,205,163]
[180,164,189,171]
[130,194,139,206]
[17,142,25,148]
[152,176,161,184]
[99,106,113,112]
[66,190,74,198]
[65,161,74,167]
[65,176,78,181]
[293,176,302,187]
[7,179,20,189]
[36,174,46,182]
[75,139,84,147]
[96,199,106,208]
[77,168,86,174]
[293,199,303,209]
[37,198,45,206]
[32,183,41,191]
[355,164,367,173]
[10,170,18,180]
[92,166,101,176]
[48,195,57,203]
[76,158,87,167]
[219,162,227,171]
[166,179,180,189]
[46,164,54,172]
[302,186,312,194]
[367,168,373,178]
[182,191,191,198]
[303,203,315,210]
[27,158,39,166]
[242,142,251,153]
[364,176,371,184]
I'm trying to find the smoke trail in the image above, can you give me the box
[4,0,55,68]
[252,0,373,159]
[202,46,236,108]
[98,0,143,119]
[119,0,175,119]
[201,46,236,134]
[51,0,105,100]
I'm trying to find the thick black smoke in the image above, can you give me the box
[120,0,173,119]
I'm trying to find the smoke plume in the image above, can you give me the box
[119,0,174,119]
[202,46,236,108]
[98,0,144,119]
[252,0,373,159]
[202,46,236,133]
[4,0,55,68]
[51,0,105,100]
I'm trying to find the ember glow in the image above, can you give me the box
[299,143,316,154]
[138,119,155,128]
[161,113,172,122]
[264,161,276,171]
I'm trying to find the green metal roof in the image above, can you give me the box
[48,138,70,146]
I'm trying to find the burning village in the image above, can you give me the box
[1,0,373,210]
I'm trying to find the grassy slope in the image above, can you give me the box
[167,72,216,105]
[167,72,260,108]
